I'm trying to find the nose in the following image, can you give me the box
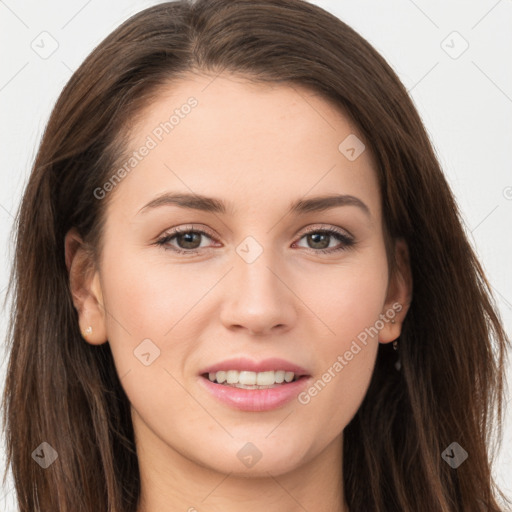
[219,248,297,337]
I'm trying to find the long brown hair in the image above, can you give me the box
[2,0,510,510]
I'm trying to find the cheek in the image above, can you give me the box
[100,245,215,339]
[296,304,380,446]
[297,340,378,451]
[295,247,388,350]
[98,247,216,390]
[293,250,388,426]
[99,252,210,434]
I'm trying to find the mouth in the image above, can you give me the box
[201,370,307,390]
[197,359,311,411]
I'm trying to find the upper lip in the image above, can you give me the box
[200,357,310,377]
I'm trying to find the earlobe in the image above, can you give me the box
[379,238,413,344]
[64,228,108,345]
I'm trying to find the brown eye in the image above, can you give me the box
[305,232,331,249]
[294,228,355,254]
[174,231,204,250]
[156,227,217,254]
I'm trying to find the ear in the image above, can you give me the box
[379,238,413,344]
[64,227,108,345]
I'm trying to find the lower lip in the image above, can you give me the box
[198,375,311,412]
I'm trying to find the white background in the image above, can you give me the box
[1,0,511,509]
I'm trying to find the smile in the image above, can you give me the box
[205,369,299,389]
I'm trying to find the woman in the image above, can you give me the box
[2,0,510,510]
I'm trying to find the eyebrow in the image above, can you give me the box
[138,192,371,218]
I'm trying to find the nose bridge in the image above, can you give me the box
[234,235,284,308]
[220,234,296,334]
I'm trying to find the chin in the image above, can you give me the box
[191,434,313,477]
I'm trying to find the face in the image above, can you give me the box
[67,73,411,479]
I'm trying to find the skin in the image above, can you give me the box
[65,72,412,512]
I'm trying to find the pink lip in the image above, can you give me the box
[198,357,311,412]
[198,375,311,412]
[199,357,309,376]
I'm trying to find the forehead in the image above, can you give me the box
[105,72,381,221]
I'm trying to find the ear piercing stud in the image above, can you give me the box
[82,326,92,337]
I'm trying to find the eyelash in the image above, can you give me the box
[155,224,355,256]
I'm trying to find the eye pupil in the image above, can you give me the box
[308,233,330,249]
[178,232,202,249]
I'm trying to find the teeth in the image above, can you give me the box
[275,370,285,383]
[226,370,238,384]
[240,371,257,385]
[207,370,298,386]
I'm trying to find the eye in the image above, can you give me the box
[154,224,355,255]
[155,225,218,254]
[293,226,355,254]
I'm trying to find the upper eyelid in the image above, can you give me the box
[162,224,351,240]
[299,224,353,238]
[160,224,215,238]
